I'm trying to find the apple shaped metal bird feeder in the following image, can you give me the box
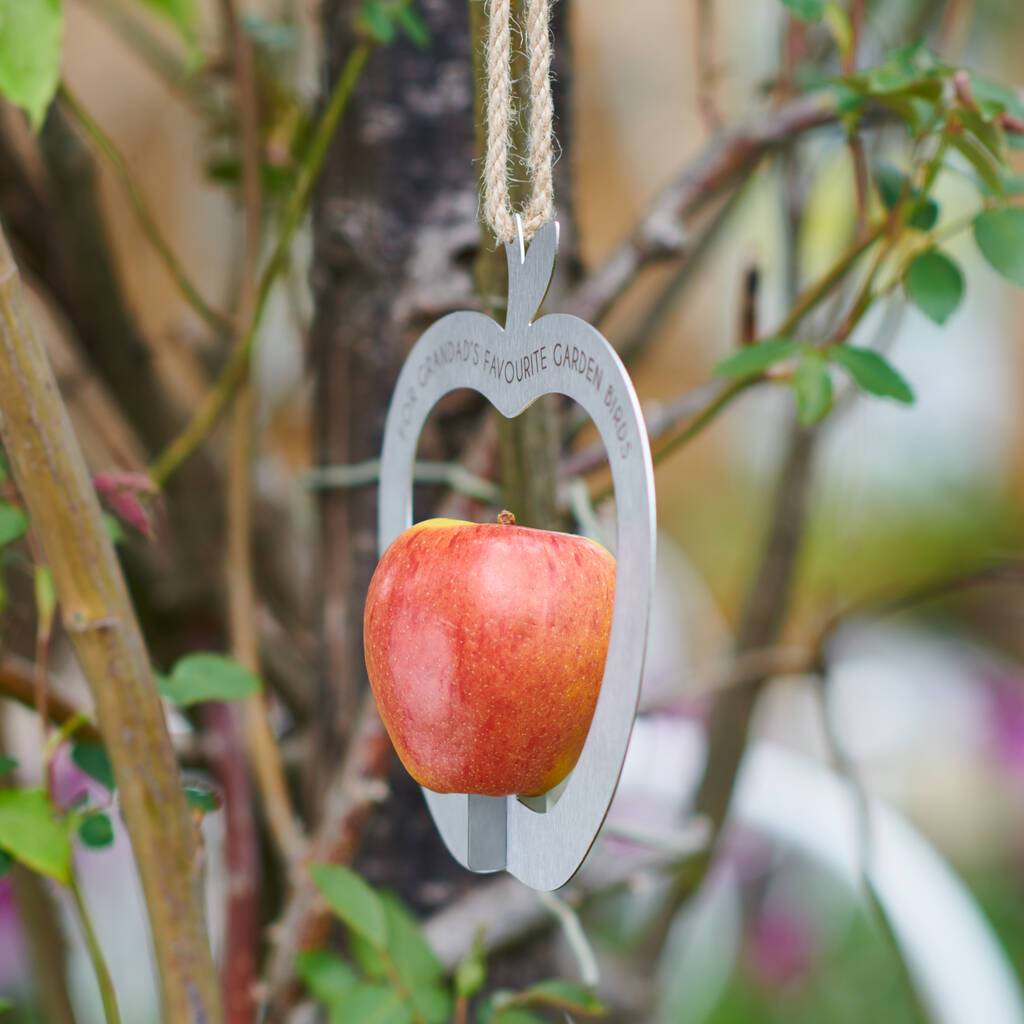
[377,218,656,891]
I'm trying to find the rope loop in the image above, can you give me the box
[483,0,555,244]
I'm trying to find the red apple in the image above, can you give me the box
[363,512,616,796]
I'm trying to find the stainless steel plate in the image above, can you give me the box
[378,220,656,890]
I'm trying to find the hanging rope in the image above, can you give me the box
[483,0,555,244]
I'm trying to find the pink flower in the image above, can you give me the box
[744,904,816,991]
[985,677,1024,779]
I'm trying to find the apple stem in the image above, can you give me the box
[497,510,517,526]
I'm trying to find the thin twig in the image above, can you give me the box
[219,0,305,872]
[694,0,722,135]
[148,42,372,487]
[58,84,234,336]
[305,459,501,504]
[70,874,123,1024]
[217,1,295,1018]
[562,92,839,326]
[536,891,600,986]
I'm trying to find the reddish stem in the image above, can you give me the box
[205,703,260,1024]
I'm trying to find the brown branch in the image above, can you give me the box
[694,0,722,135]
[0,226,222,1023]
[0,654,103,744]
[262,695,391,1016]
[215,1,288,1018]
[10,864,79,1024]
[219,0,304,867]
[561,92,837,326]
[205,703,260,1024]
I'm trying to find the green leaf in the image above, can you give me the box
[970,75,1024,121]
[0,788,71,883]
[0,995,12,1012]
[159,653,262,707]
[0,756,16,775]
[829,345,914,403]
[973,207,1024,286]
[183,783,221,814]
[349,892,443,997]
[874,163,907,210]
[0,849,11,879]
[951,134,1003,194]
[360,0,396,44]
[77,812,114,849]
[102,512,126,545]
[0,502,27,547]
[908,196,939,231]
[780,0,825,20]
[329,984,411,1024]
[873,164,938,228]
[0,0,63,131]
[956,106,1007,162]
[71,742,115,791]
[381,894,442,984]
[455,941,486,999]
[905,248,964,324]
[512,980,607,1016]
[713,338,799,378]
[489,1011,547,1024]
[408,986,451,1024]
[139,0,195,41]
[310,863,388,949]
[395,5,429,48]
[295,950,358,1005]
[822,3,851,61]
[792,353,833,425]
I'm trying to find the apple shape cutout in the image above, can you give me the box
[376,219,655,889]
[364,511,616,797]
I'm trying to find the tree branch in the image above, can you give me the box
[0,226,222,1023]
[0,654,103,744]
[561,92,838,326]
[216,0,291,1019]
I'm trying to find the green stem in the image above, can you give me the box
[148,42,372,487]
[381,951,426,1024]
[58,85,233,337]
[70,874,122,1024]
[773,220,885,338]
